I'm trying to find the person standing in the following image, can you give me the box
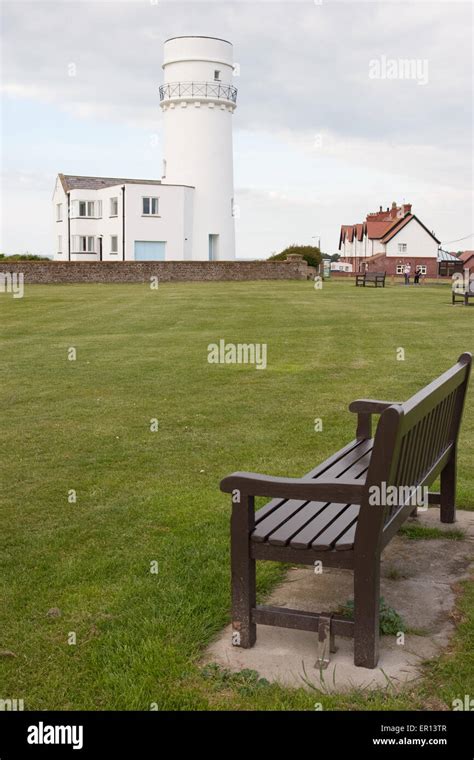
[414,266,421,285]
[404,263,411,285]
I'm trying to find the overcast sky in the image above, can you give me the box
[1,0,473,258]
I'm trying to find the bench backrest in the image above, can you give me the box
[357,353,471,549]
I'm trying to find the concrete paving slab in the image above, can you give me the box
[203,508,474,692]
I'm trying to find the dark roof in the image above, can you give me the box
[59,174,194,192]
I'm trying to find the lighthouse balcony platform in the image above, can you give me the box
[159,81,237,106]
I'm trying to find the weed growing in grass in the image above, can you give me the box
[201,663,270,696]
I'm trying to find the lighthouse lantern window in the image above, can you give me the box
[214,70,221,81]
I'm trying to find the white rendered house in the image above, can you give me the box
[338,202,441,275]
[53,36,238,262]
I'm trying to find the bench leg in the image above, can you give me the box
[440,452,456,524]
[354,561,380,668]
[231,493,256,648]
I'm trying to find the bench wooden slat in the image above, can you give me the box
[335,448,372,480]
[290,503,350,549]
[439,391,456,453]
[253,440,373,545]
[404,422,418,488]
[309,438,373,480]
[410,413,429,485]
[252,498,308,542]
[335,520,358,550]
[254,437,366,525]
[419,408,436,481]
[407,418,423,486]
[432,400,446,460]
[254,438,372,527]
[312,503,360,550]
[266,501,328,546]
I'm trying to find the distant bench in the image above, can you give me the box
[220,353,471,669]
[452,287,474,306]
[355,271,386,287]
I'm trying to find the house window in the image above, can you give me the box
[417,265,427,275]
[439,261,459,277]
[110,197,118,216]
[396,265,405,274]
[72,235,95,253]
[214,70,221,81]
[110,235,118,254]
[57,235,62,253]
[142,197,159,216]
[75,201,97,218]
[56,203,63,221]
[398,243,407,253]
[96,200,102,218]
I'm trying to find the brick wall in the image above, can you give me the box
[0,259,314,284]
[336,255,457,278]
[364,255,440,278]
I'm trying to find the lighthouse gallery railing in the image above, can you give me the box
[159,81,238,104]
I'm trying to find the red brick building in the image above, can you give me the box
[339,202,443,277]
[457,251,474,273]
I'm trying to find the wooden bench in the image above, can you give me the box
[452,287,474,306]
[355,271,386,287]
[220,353,471,669]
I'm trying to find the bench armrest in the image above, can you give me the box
[349,399,400,414]
[349,399,401,439]
[220,471,364,503]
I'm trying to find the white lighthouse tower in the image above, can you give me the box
[159,36,237,261]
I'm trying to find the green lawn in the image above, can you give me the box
[1,279,473,710]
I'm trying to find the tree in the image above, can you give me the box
[268,244,322,269]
